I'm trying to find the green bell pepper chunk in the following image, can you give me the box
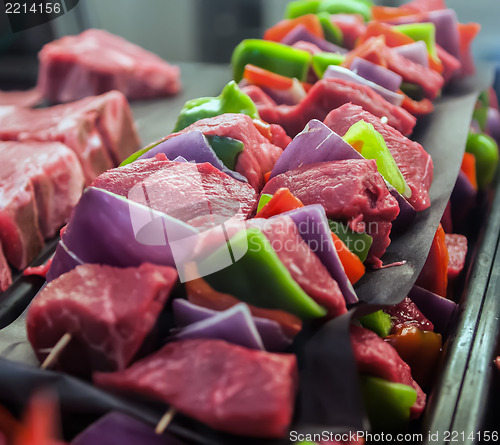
[120,145,155,166]
[317,12,343,46]
[318,0,372,22]
[400,82,425,101]
[284,0,321,19]
[360,376,417,430]
[359,310,393,337]
[204,135,244,171]
[312,52,345,78]
[394,23,437,59]
[343,120,411,198]
[173,81,259,132]
[232,39,312,83]
[466,132,499,189]
[119,135,244,170]
[200,228,328,319]
[473,91,490,132]
[257,193,273,213]
[328,220,373,263]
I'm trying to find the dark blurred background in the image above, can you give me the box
[1,0,500,89]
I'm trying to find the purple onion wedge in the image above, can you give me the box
[408,285,457,335]
[172,299,293,351]
[269,119,362,179]
[172,303,265,350]
[48,187,198,281]
[279,204,358,305]
[138,131,246,182]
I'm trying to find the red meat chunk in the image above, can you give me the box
[1,141,84,238]
[445,234,467,280]
[94,338,298,438]
[37,29,181,103]
[324,103,434,211]
[350,325,426,419]
[0,91,140,183]
[242,78,416,138]
[91,154,257,229]
[262,160,400,265]
[384,297,434,334]
[253,216,347,317]
[167,114,284,191]
[27,263,178,376]
[0,141,84,269]
[0,241,11,292]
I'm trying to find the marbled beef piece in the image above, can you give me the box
[0,141,84,239]
[27,263,178,377]
[37,29,181,103]
[94,338,298,438]
[167,113,284,191]
[0,91,140,183]
[251,216,347,317]
[91,154,257,229]
[350,325,426,419]
[242,78,416,138]
[262,160,400,265]
[0,241,11,292]
[324,104,434,211]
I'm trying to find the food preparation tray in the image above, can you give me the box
[0,63,497,444]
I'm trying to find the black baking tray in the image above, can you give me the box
[0,64,497,444]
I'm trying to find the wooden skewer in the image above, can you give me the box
[155,406,177,435]
[41,333,72,370]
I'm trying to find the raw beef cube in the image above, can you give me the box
[324,104,434,211]
[91,154,257,229]
[27,263,178,377]
[0,241,11,292]
[0,175,43,270]
[168,113,284,191]
[0,91,140,183]
[94,338,298,438]
[262,159,400,265]
[38,29,181,103]
[0,141,84,239]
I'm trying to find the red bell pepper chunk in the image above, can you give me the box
[331,232,365,285]
[461,152,478,190]
[401,94,434,116]
[357,22,443,74]
[255,187,304,218]
[244,64,295,91]
[264,171,271,183]
[358,22,415,48]
[264,14,324,43]
[405,0,447,13]
[415,223,449,298]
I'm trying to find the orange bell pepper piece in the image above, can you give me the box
[401,94,434,116]
[264,14,324,42]
[385,325,442,389]
[255,187,304,218]
[331,232,365,284]
[415,223,449,298]
[461,152,478,190]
